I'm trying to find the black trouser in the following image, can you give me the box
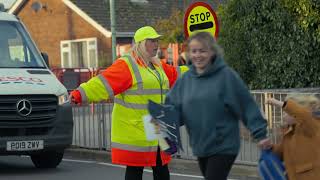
[198,154,237,180]
[125,148,170,180]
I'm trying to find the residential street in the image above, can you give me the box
[0,155,259,180]
[0,156,199,180]
[2,0,314,179]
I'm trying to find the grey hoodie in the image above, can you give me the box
[165,56,267,157]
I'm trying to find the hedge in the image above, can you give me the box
[218,0,320,89]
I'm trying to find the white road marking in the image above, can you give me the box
[63,158,239,180]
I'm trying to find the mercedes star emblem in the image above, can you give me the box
[16,99,32,116]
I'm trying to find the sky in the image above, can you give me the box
[0,0,16,9]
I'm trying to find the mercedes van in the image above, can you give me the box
[0,10,73,168]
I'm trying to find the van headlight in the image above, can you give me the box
[58,94,69,105]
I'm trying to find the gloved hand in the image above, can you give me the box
[69,90,82,105]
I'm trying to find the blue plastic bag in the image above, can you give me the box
[258,150,287,180]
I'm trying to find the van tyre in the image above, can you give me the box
[31,151,64,168]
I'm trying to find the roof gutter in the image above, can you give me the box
[116,32,134,37]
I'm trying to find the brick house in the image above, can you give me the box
[8,0,189,69]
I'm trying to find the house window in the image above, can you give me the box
[60,38,98,68]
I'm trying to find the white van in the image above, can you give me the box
[0,9,73,168]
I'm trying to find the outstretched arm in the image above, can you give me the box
[225,69,268,141]
[70,59,132,104]
[266,98,316,136]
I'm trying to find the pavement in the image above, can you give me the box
[64,147,260,180]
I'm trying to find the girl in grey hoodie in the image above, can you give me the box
[165,32,271,180]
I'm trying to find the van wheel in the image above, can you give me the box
[31,151,64,168]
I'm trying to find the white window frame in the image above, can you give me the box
[60,37,98,68]
[130,0,148,3]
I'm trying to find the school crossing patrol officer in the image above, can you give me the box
[70,26,188,180]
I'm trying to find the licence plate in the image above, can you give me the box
[6,140,44,151]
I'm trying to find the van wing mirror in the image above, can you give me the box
[41,52,49,67]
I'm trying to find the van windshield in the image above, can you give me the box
[0,21,46,68]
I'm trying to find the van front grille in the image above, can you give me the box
[0,95,57,127]
[0,127,51,137]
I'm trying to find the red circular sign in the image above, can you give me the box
[184,2,219,38]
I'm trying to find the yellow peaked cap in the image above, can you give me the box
[134,26,162,43]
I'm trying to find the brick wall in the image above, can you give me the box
[16,0,112,68]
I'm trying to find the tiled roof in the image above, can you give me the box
[70,0,184,34]
[9,0,226,34]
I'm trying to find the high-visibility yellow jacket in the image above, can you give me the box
[75,52,188,166]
